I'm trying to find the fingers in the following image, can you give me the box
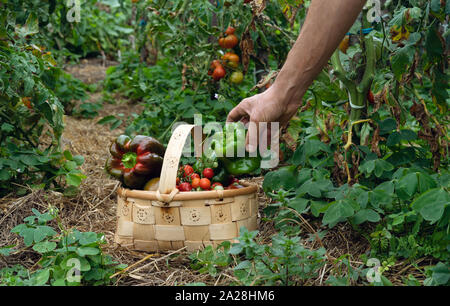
[226,103,247,122]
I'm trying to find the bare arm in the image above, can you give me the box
[227,0,366,151]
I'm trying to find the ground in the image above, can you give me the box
[0,60,424,286]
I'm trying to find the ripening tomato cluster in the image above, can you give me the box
[208,27,244,84]
[176,164,244,192]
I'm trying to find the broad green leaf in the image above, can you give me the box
[352,209,381,225]
[288,198,309,213]
[32,268,50,286]
[322,200,355,227]
[411,188,449,223]
[76,247,100,257]
[396,172,418,199]
[33,241,57,253]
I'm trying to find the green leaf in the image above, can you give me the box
[322,200,355,227]
[33,241,57,253]
[78,232,99,246]
[391,46,414,80]
[32,268,50,286]
[288,198,309,213]
[352,209,381,225]
[1,123,14,132]
[76,247,100,257]
[429,262,450,285]
[262,166,298,193]
[411,188,449,223]
[15,12,39,37]
[396,172,418,199]
[66,172,85,187]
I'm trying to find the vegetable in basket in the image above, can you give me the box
[105,135,165,189]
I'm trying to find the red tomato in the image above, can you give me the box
[190,173,200,180]
[182,165,194,177]
[191,177,201,189]
[178,182,192,192]
[199,178,211,190]
[176,177,180,185]
[225,26,235,35]
[223,34,238,49]
[218,37,226,48]
[212,65,226,81]
[202,168,214,179]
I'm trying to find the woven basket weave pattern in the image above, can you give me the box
[115,192,258,252]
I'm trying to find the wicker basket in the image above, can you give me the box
[114,124,259,252]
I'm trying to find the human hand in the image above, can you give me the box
[226,86,302,152]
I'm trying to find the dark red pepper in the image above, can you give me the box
[105,135,165,189]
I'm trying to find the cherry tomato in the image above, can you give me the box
[191,177,201,189]
[212,65,226,81]
[178,182,192,192]
[212,182,223,189]
[230,71,244,84]
[22,97,32,109]
[202,168,214,179]
[182,165,194,177]
[225,26,235,35]
[211,60,222,69]
[199,178,211,190]
[218,37,226,49]
[213,185,224,190]
[223,34,238,49]
[176,177,180,185]
[190,173,200,180]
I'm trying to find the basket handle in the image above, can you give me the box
[158,124,202,195]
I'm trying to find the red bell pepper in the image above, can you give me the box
[105,135,165,189]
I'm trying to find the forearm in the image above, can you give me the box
[271,0,366,106]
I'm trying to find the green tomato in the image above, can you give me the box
[230,71,244,84]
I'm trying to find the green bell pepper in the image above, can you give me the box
[219,156,261,176]
[211,122,246,158]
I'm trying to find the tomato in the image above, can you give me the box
[367,90,375,104]
[176,177,180,185]
[211,182,223,189]
[211,60,222,69]
[213,185,224,190]
[338,35,350,54]
[225,27,235,36]
[199,178,211,190]
[230,71,244,84]
[182,165,194,177]
[212,65,226,81]
[178,182,192,192]
[190,173,200,180]
[191,177,201,189]
[223,34,238,49]
[222,52,239,62]
[202,168,214,179]
[22,97,32,109]
[218,37,226,49]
